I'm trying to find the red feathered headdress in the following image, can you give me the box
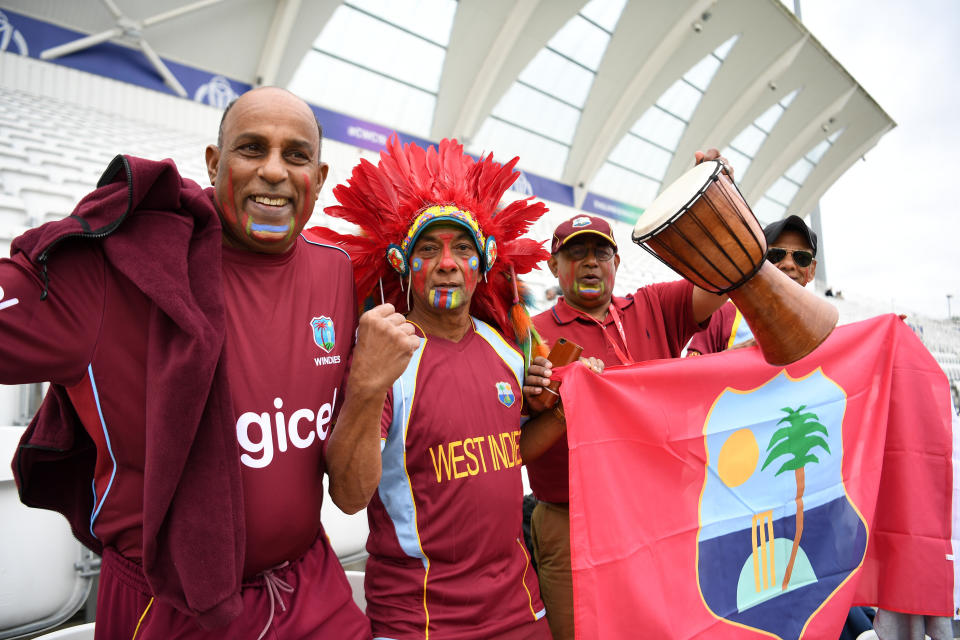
[306,135,549,362]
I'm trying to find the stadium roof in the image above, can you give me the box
[4,0,894,222]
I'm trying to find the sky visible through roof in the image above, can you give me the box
[792,0,960,319]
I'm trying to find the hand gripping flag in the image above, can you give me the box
[559,314,957,639]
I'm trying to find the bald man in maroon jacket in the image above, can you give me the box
[0,87,417,639]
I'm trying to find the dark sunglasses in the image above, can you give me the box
[563,243,616,261]
[767,247,814,268]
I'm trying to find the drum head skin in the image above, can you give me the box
[631,160,722,243]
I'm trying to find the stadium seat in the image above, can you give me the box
[0,427,96,640]
[320,476,370,567]
[344,570,366,612]
[30,623,95,640]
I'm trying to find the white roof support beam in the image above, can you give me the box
[705,36,812,160]
[431,0,583,142]
[665,0,811,186]
[269,0,341,88]
[744,85,855,205]
[789,92,895,217]
[742,49,857,204]
[563,0,712,194]
[701,34,808,152]
[666,13,803,185]
[255,0,303,87]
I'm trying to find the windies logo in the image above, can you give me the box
[697,370,866,639]
[310,316,335,353]
[495,381,515,408]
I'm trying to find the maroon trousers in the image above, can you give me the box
[95,537,371,640]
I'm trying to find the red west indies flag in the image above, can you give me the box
[559,314,956,639]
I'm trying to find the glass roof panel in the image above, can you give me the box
[592,162,661,207]
[683,55,721,92]
[547,15,610,71]
[469,118,568,179]
[729,124,766,157]
[721,146,752,180]
[579,0,628,32]
[766,177,800,205]
[609,135,671,181]
[518,49,595,108]
[753,196,787,225]
[760,125,845,213]
[779,87,800,108]
[784,156,814,184]
[346,0,457,45]
[315,6,444,92]
[804,139,831,164]
[289,51,434,137]
[491,84,580,144]
[713,34,740,60]
[656,79,701,122]
[630,106,685,150]
[753,103,785,133]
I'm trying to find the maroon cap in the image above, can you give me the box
[550,215,618,254]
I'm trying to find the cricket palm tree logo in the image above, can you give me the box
[310,316,336,353]
[760,405,831,591]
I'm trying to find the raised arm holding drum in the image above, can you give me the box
[520,149,838,639]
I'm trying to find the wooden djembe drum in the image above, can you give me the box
[631,160,837,366]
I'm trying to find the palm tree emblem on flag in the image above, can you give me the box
[697,371,867,640]
[761,405,830,591]
[310,316,336,353]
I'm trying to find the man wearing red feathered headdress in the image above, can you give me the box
[306,136,600,639]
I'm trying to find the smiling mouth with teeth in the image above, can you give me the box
[253,195,290,206]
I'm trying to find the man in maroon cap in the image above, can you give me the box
[522,212,727,639]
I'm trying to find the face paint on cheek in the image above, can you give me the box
[462,255,480,292]
[557,261,576,292]
[287,172,314,241]
[411,257,428,297]
[218,168,243,230]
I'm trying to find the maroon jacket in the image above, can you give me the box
[10,155,244,627]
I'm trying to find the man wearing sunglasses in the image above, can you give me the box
[687,214,818,356]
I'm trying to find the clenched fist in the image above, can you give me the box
[349,303,420,395]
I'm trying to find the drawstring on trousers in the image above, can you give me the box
[256,561,294,640]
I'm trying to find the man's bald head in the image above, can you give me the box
[217,87,323,158]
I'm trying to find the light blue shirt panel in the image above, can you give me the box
[380,335,427,568]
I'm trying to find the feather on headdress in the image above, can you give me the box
[306,135,549,365]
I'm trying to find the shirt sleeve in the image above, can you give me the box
[687,309,726,355]
[649,279,701,355]
[0,245,104,386]
[380,388,394,439]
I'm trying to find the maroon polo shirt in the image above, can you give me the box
[528,279,701,503]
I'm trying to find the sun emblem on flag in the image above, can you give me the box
[495,381,515,407]
[310,316,336,353]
